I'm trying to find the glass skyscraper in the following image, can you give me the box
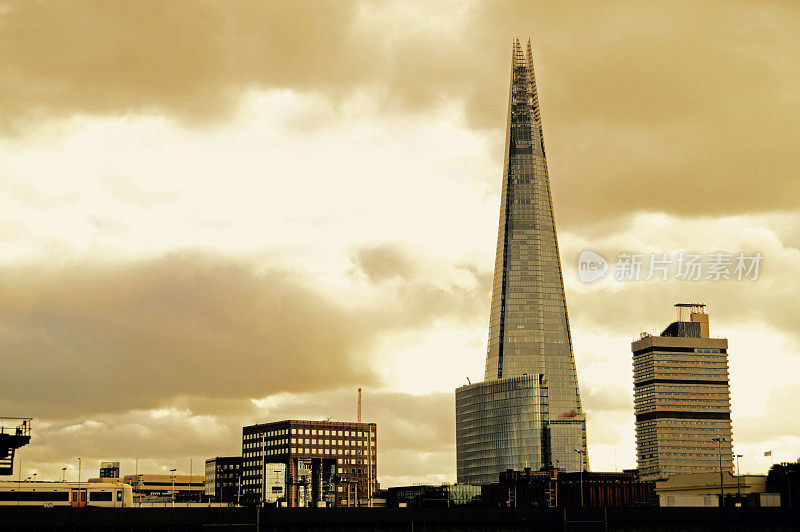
[456,39,587,484]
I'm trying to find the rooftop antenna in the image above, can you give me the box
[357,388,362,424]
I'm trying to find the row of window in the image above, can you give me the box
[243,457,373,471]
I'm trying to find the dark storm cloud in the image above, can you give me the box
[239,389,455,454]
[19,389,455,484]
[1,2,798,225]
[0,249,485,419]
[349,241,490,331]
[351,242,418,283]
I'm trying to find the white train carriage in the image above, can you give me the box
[0,481,133,507]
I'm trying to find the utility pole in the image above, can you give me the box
[712,438,725,506]
[170,468,177,508]
[573,449,586,507]
[357,388,362,424]
[735,454,743,504]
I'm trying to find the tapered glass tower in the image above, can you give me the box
[456,39,587,484]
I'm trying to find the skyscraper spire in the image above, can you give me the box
[456,39,588,484]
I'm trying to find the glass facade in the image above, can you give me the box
[456,38,587,484]
[456,375,549,485]
[387,483,482,507]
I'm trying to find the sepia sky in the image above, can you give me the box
[1,1,799,486]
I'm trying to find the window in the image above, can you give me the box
[0,491,70,502]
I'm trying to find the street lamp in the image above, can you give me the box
[735,454,743,503]
[77,458,81,486]
[170,469,177,508]
[62,467,67,482]
[32,473,37,483]
[274,469,282,507]
[712,438,725,506]
[573,449,586,508]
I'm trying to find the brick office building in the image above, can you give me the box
[241,420,377,507]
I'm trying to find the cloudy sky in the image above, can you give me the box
[1,1,799,486]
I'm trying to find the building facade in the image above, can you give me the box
[456,375,551,484]
[386,484,481,508]
[204,456,241,504]
[99,461,120,479]
[482,468,654,509]
[241,420,377,507]
[632,304,734,480]
[455,38,587,484]
[121,474,205,502]
[656,471,766,500]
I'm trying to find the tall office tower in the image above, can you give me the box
[632,304,734,481]
[455,39,587,485]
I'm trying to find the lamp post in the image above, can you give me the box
[274,469,282,507]
[62,467,67,482]
[77,458,81,486]
[32,472,37,483]
[712,438,725,506]
[735,454,743,503]
[170,468,177,508]
[573,449,586,508]
[554,459,559,507]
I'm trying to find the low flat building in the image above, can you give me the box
[386,484,481,508]
[122,474,205,502]
[481,467,653,508]
[205,456,241,504]
[241,420,377,507]
[656,471,766,498]
[656,472,769,507]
